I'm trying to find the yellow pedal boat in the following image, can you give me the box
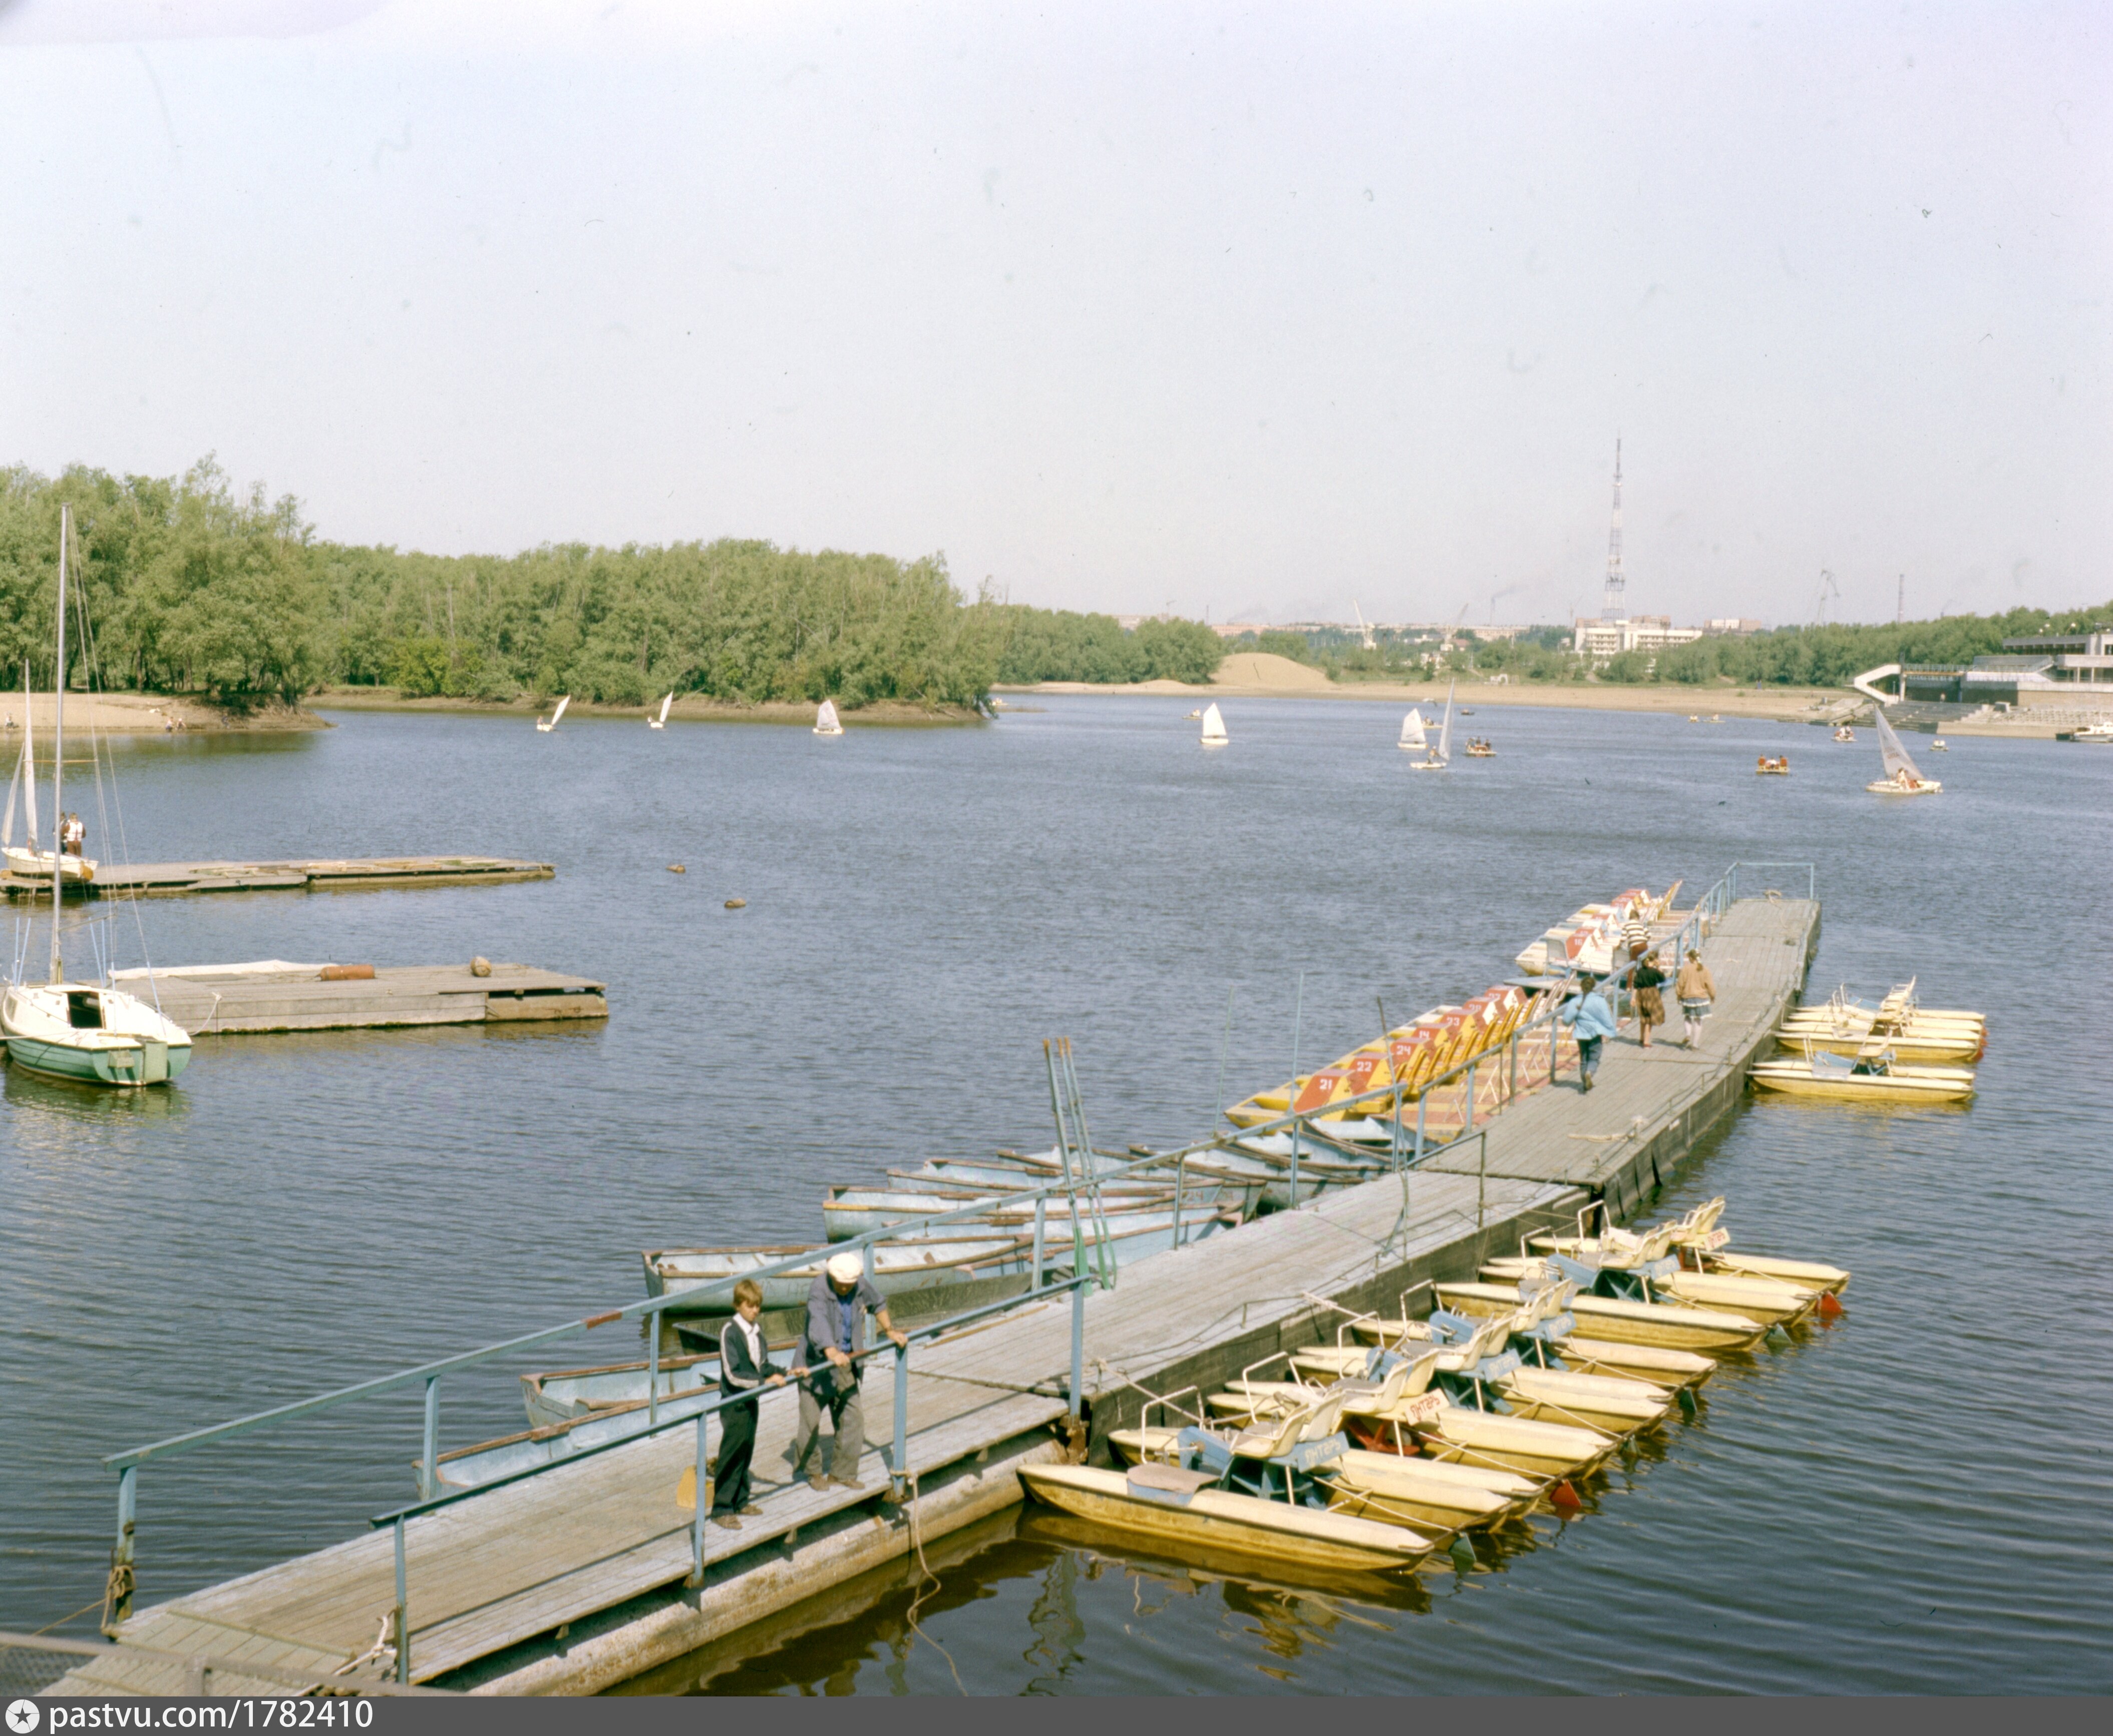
[1748,1054,1974,1104]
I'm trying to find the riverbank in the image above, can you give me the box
[0,694,328,735]
[310,689,985,727]
[1008,658,1847,722]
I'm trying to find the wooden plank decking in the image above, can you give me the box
[112,963,608,1033]
[50,893,1818,1697]
[2,855,554,901]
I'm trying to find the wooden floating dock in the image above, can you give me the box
[2,855,553,901]
[113,963,608,1034]
[53,893,1817,1698]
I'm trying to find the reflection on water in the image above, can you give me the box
[3,698,2108,1693]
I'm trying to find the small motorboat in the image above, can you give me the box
[1185,708,1202,721]
[536,695,570,732]
[1756,755,1790,775]
[1833,724,1855,741]
[648,693,672,729]
[1199,701,1229,747]
[1464,737,1495,757]
[1748,1048,1974,1104]
[814,698,845,736]
[1930,738,1948,750]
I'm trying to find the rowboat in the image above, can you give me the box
[518,1346,798,1429]
[820,1188,1240,1245]
[1017,1463,1429,1575]
[1748,1051,1975,1104]
[643,1235,1037,1313]
[433,1381,745,1491]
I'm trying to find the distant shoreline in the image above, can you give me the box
[309,688,984,727]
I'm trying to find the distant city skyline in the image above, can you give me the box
[2,2,2105,629]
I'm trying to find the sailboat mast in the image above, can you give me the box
[48,504,68,983]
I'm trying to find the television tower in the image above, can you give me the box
[1602,438,1626,621]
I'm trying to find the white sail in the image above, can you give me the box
[1434,681,1455,765]
[655,693,672,726]
[814,698,843,735]
[22,665,37,846]
[550,695,569,727]
[1200,701,1229,745]
[3,738,19,850]
[1874,710,1922,783]
[1399,708,1426,749]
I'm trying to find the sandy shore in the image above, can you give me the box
[310,689,984,726]
[0,693,326,735]
[1009,652,1851,723]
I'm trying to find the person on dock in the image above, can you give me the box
[790,1251,908,1493]
[1632,948,1667,1049]
[711,1278,801,1530]
[1677,949,1717,1047]
[61,811,85,856]
[1622,905,1650,962]
[1561,973,1618,1092]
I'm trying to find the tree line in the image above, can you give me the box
[0,461,1227,709]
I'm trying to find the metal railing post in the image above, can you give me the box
[1288,971,1305,1206]
[1172,1151,1186,1249]
[1465,1060,1477,1131]
[1031,1194,1045,1288]
[393,1515,410,1685]
[419,1376,440,1503]
[689,1411,709,1588]
[107,1464,136,1633]
[1414,1093,1428,1165]
[891,1341,910,1501]
[647,1315,660,1431]
[1069,1282,1085,1418]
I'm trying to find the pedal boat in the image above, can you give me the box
[1747,1052,1975,1104]
[1017,1463,1431,1575]
[1500,1250,1819,1328]
[1350,1313,1714,1389]
[1441,1278,1768,1352]
[1653,1195,1852,1294]
[1208,1380,1613,1480]
[1107,1426,1534,1532]
[1290,1344,1669,1438]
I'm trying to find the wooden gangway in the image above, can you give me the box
[48,888,1818,1698]
[2,854,553,901]
[112,962,607,1033]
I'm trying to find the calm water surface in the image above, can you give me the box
[2,696,2107,1692]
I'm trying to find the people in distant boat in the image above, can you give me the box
[790,1250,908,1493]
[1631,949,1667,1049]
[1676,949,1716,1047]
[712,1279,804,1531]
[1560,974,1618,1093]
[61,812,84,856]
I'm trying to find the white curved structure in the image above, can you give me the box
[1851,664,1902,707]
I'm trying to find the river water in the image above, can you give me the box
[1,696,2106,1693]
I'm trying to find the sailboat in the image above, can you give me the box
[648,693,672,729]
[1199,701,1229,747]
[4,664,94,884]
[1408,683,1453,770]
[1868,711,1940,795]
[1397,709,1426,752]
[813,698,844,737]
[1,506,191,1086]
[536,695,570,732]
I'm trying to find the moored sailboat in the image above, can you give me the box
[2,507,191,1086]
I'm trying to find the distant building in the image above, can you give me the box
[1705,618,1765,636]
[1894,625,2113,704]
[1573,614,1705,660]
[1212,620,1273,640]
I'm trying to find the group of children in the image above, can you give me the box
[1559,912,1718,1092]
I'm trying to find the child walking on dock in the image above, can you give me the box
[1560,974,1618,1091]
[712,1279,799,1530]
[1632,950,1667,1049]
[1677,949,1716,1047]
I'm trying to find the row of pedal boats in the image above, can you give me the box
[436,1198,1844,1540]
[1020,1197,1850,1576]
[1750,982,1986,1104]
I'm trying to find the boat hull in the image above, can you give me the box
[1747,1063,1973,1104]
[5,1034,192,1086]
[1017,1464,1429,1574]
[1441,1279,1767,1352]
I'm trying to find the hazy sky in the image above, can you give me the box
[2,1,2105,628]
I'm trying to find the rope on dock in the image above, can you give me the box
[897,1468,965,1696]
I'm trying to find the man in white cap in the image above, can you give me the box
[789,1249,908,1491]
